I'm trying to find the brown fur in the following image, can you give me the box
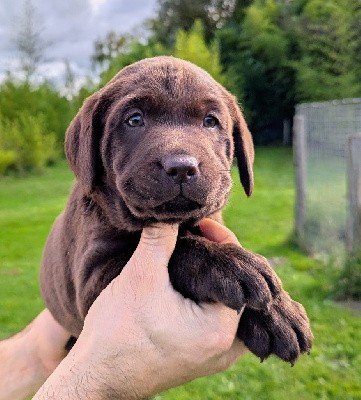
[40,56,313,363]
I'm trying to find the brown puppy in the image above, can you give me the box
[40,56,313,364]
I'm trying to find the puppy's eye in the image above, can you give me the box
[126,113,144,127]
[203,115,218,128]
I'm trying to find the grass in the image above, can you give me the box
[1,148,361,399]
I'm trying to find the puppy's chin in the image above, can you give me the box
[155,196,203,214]
[124,194,228,227]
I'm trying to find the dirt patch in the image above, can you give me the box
[336,300,361,315]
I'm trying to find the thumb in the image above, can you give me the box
[138,224,179,267]
[120,224,179,288]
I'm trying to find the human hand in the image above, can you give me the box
[34,219,247,399]
[0,309,70,400]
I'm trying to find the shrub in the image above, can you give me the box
[0,150,17,174]
[333,255,361,300]
[0,80,73,146]
[0,111,58,174]
[174,19,225,84]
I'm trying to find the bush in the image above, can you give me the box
[0,150,17,174]
[333,256,361,300]
[174,20,225,84]
[0,80,73,146]
[0,111,58,174]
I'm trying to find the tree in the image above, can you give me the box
[295,0,360,102]
[174,20,225,83]
[63,59,76,100]
[0,79,72,145]
[218,0,296,143]
[96,20,225,89]
[92,32,134,69]
[353,1,361,83]
[98,39,167,87]
[14,0,48,81]
[149,0,237,47]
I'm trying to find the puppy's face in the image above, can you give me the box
[65,57,254,230]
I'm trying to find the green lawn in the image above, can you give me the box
[1,148,360,399]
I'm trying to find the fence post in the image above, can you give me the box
[293,114,306,244]
[347,134,361,255]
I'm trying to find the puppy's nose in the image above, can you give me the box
[162,155,199,183]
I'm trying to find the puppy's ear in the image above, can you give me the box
[65,94,103,193]
[228,96,254,197]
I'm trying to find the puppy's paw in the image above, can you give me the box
[237,291,313,364]
[221,244,282,309]
[168,236,282,311]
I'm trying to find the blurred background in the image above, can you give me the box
[0,1,361,399]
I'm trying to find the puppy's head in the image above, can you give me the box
[65,56,254,230]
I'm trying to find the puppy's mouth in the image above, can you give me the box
[154,195,203,214]
[124,191,209,223]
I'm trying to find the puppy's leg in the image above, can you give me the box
[168,235,313,363]
[169,235,282,312]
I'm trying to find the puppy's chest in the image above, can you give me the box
[81,234,139,272]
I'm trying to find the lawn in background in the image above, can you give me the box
[0,148,360,399]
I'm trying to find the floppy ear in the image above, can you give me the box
[65,94,103,194]
[229,97,255,197]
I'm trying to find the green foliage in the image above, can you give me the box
[150,0,236,47]
[99,40,168,87]
[0,111,58,173]
[295,0,361,102]
[98,20,224,88]
[219,0,296,143]
[242,0,289,64]
[333,256,361,300]
[0,150,17,174]
[174,20,225,83]
[0,79,73,145]
[92,32,134,68]
[0,78,76,176]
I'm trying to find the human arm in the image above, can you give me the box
[0,309,70,400]
[33,220,247,399]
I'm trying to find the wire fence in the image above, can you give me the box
[294,98,361,259]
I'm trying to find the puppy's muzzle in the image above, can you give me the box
[162,155,199,184]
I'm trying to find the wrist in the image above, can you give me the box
[34,329,155,400]
[33,342,101,399]
[0,329,46,400]
[73,330,159,399]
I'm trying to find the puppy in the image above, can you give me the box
[40,56,313,364]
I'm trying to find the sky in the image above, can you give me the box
[0,0,157,83]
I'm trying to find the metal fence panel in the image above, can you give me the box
[294,98,361,258]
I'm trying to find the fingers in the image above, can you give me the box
[192,303,247,375]
[199,218,240,246]
[119,223,179,289]
[214,338,248,373]
[137,223,179,267]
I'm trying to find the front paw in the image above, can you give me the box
[168,236,282,312]
[237,291,313,364]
